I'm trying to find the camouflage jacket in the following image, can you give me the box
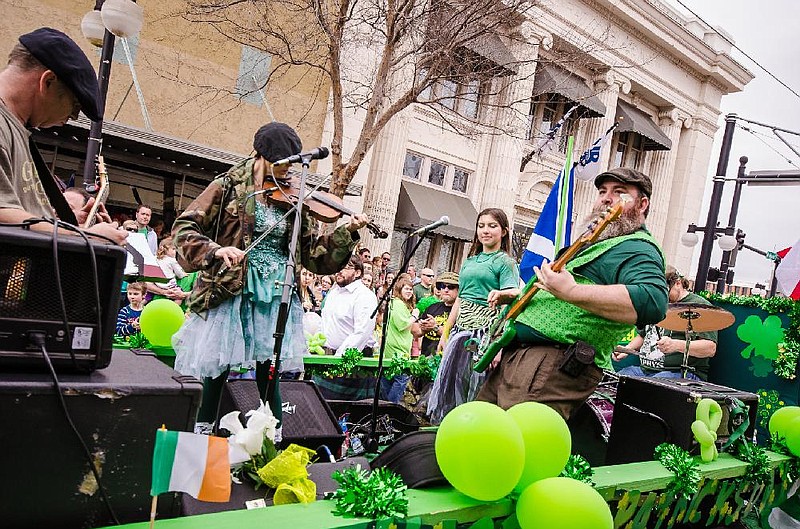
[172,158,358,315]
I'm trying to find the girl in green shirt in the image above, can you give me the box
[428,208,520,423]
[381,276,420,402]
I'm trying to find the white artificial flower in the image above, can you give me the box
[219,401,279,456]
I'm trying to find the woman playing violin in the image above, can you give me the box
[171,122,367,434]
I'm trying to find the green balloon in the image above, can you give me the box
[508,402,571,491]
[768,406,800,441]
[516,477,612,529]
[435,401,525,501]
[784,417,800,457]
[139,299,185,347]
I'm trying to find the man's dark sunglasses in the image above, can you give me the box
[436,282,457,290]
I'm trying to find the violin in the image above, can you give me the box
[264,176,388,239]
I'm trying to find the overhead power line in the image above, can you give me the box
[672,0,800,101]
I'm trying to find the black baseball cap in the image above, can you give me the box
[252,122,302,163]
[594,167,652,198]
[18,28,101,122]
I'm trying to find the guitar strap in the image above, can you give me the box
[28,137,77,225]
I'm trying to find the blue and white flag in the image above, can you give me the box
[519,165,575,283]
[574,122,618,182]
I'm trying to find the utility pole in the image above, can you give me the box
[695,114,737,292]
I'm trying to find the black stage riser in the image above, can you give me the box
[0,349,201,529]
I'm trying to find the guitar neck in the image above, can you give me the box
[504,240,586,321]
[82,186,109,228]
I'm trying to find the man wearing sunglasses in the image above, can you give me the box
[413,267,436,301]
[413,271,459,357]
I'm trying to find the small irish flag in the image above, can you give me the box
[151,429,233,503]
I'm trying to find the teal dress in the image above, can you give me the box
[173,202,305,378]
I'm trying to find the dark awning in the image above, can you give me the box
[615,100,672,151]
[31,116,364,195]
[532,64,606,118]
[396,180,478,241]
[463,33,518,76]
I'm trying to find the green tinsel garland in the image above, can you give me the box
[384,354,441,382]
[733,439,771,486]
[559,454,594,485]
[770,433,800,481]
[700,291,800,380]
[318,348,365,378]
[330,466,409,519]
[655,443,701,499]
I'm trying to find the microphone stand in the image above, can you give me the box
[264,154,315,423]
[366,232,428,453]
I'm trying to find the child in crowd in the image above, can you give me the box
[116,282,147,336]
[147,237,189,304]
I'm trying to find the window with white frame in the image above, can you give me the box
[528,94,578,154]
[403,150,472,194]
[403,152,424,180]
[452,167,470,193]
[428,160,448,186]
[612,132,645,170]
[416,63,487,120]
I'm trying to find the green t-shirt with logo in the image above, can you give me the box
[457,251,519,306]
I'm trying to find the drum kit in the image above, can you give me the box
[578,302,737,463]
[658,302,735,378]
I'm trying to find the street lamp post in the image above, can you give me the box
[82,1,116,186]
[715,156,748,293]
[694,113,738,291]
[80,0,142,186]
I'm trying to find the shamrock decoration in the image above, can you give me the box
[736,315,784,360]
[748,355,775,378]
[757,389,785,428]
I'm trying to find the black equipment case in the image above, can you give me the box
[0,348,202,528]
[606,376,758,465]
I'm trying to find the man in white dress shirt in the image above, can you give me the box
[321,254,378,355]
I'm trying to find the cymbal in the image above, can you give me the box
[657,302,735,332]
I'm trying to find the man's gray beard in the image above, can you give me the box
[583,206,642,242]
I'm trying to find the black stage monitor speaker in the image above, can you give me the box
[219,379,345,453]
[606,376,758,465]
[0,349,202,529]
[0,226,125,372]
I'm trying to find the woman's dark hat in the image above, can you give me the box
[18,28,101,122]
[252,122,302,163]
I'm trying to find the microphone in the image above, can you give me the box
[410,216,449,237]
[273,147,330,165]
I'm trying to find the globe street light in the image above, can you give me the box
[80,0,143,186]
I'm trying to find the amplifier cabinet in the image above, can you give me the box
[606,376,758,465]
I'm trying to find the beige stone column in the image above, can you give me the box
[647,108,684,245]
[480,23,541,219]
[360,112,410,255]
[572,70,630,229]
[663,116,714,273]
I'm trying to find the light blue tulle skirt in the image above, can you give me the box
[172,266,304,379]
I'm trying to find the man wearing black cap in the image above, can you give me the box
[477,167,668,420]
[0,27,124,244]
[171,121,368,434]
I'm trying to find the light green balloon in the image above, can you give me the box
[139,298,185,347]
[784,417,800,457]
[435,401,525,501]
[768,406,800,441]
[516,477,613,529]
[508,402,571,491]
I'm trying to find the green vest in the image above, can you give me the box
[516,231,664,370]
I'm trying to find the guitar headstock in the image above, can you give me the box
[577,194,631,245]
[96,155,108,185]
